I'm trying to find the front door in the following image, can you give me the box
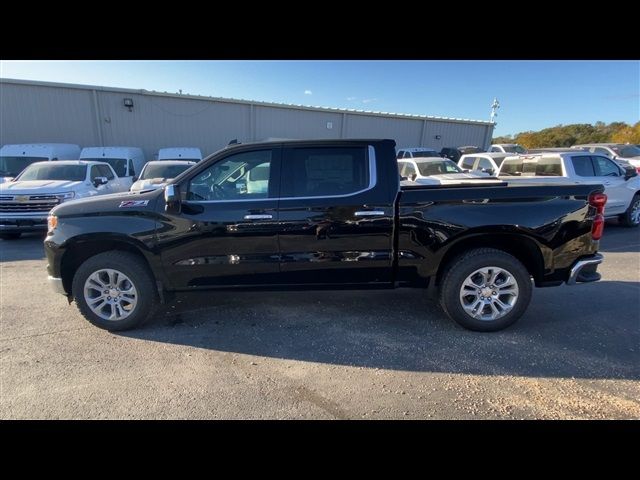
[277,144,395,285]
[591,155,632,214]
[158,148,282,289]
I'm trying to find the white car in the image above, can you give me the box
[0,143,81,184]
[497,152,640,227]
[130,160,196,192]
[396,147,441,159]
[398,157,502,185]
[80,146,147,188]
[489,143,528,154]
[458,152,511,176]
[572,143,640,172]
[0,160,127,239]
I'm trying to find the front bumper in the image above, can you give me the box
[48,276,67,295]
[566,253,604,285]
[0,216,48,232]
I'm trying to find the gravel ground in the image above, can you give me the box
[1,222,638,419]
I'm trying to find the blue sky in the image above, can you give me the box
[1,60,638,136]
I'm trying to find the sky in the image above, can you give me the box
[1,60,638,136]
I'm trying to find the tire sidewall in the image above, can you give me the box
[72,254,155,331]
[623,194,640,228]
[442,252,532,332]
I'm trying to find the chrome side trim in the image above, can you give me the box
[355,210,385,216]
[566,253,604,285]
[48,276,67,295]
[244,214,273,220]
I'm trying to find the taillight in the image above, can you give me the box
[636,166,640,174]
[589,192,607,240]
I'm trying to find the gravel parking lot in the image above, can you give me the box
[1,222,639,419]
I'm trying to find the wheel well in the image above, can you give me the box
[435,234,545,286]
[60,240,152,296]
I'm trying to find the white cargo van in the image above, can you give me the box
[79,146,146,188]
[157,147,203,162]
[0,143,81,183]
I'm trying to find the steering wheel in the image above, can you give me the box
[210,183,227,199]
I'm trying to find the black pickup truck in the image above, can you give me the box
[44,139,605,332]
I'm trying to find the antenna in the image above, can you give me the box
[490,98,500,126]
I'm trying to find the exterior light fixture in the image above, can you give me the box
[123,98,134,112]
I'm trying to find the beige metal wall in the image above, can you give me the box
[0,79,494,160]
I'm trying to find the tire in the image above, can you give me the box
[619,194,640,228]
[439,248,533,332]
[72,251,158,331]
[0,232,22,240]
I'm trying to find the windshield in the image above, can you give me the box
[140,163,193,180]
[613,145,640,158]
[82,158,127,177]
[502,145,527,154]
[412,150,438,158]
[0,156,48,177]
[416,160,463,176]
[16,164,87,181]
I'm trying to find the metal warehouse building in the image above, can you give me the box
[0,78,494,159]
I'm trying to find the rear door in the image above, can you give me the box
[277,143,395,285]
[158,147,282,288]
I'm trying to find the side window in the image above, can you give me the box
[593,147,611,157]
[461,156,476,169]
[477,158,493,171]
[499,160,523,176]
[571,156,595,176]
[187,150,273,201]
[403,151,412,158]
[90,165,101,180]
[396,151,404,159]
[490,146,499,152]
[128,159,136,177]
[397,161,406,175]
[534,158,562,176]
[99,164,115,180]
[282,146,369,198]
[593,156,620,177]
[403,162,416,177]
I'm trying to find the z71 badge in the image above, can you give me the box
[119,200,149,208]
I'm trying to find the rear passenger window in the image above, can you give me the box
[500,160,523,176]
[282,147,369,197]
[461,157,476,169]
[571,156,595,176]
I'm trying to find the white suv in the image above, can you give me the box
[0,160,128,239]
[458,152,510,176]
[497,152,640,227]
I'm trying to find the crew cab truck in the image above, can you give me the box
[45,139,605,333]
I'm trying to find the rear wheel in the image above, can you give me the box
[619,194,640,227]
[439,248,533,332]
[72,251,158,331]
[0,232,22,240]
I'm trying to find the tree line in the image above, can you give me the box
[493,121,640,148]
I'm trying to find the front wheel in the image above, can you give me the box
[439,248,533,332]
[72,251,158,331]
[619,194,640,227]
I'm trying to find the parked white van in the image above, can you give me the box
[157,147,203,162]
[79,146,146,188]
[0,143,81,184]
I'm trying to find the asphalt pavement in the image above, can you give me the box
[1,221,638,419]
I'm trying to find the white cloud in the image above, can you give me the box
[304,90,313,95]
[362,98,377,104]
[346,96,357,101]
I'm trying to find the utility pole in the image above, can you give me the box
[490,97,500,126]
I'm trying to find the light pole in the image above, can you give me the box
[490,97,500,126]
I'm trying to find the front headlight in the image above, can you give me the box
[56,191,75,202]
[47,214,58,232]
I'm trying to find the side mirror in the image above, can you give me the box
[409,173,417,181]
[482,168,495,175]
[624,168,638,181]
[93,176,108,187]
[462,169,470,173]
[164,184,181,213]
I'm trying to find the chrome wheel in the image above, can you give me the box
[459,266,519,321]
[83,269,138,321]
[631,198,640,225]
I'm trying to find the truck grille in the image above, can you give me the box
[0,195,60,213]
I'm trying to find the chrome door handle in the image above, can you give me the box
[244,214,273,220]
[355,210,385,217]
[604,182,611,186]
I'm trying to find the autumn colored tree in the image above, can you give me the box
[612,122,640,144]
[493,122,637,148]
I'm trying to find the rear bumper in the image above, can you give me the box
[566,253,603,285]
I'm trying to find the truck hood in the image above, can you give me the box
[0,180,84,194]
[51,188,163,217]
